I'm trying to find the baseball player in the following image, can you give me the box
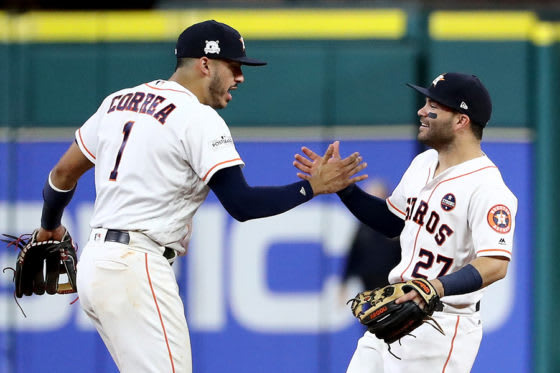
[294,72,517,372]
[34,20,367,372]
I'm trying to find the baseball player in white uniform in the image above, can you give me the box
[34,20,367,372]
[294,72,517,372]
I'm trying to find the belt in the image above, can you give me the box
[436,300,480,313]
[105,229,176,265]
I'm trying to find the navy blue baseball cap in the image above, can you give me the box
[407,72,492,127]
[175,20,266,66]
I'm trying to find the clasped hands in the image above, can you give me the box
[293,141,368,195]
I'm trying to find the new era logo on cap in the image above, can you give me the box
[175,20,266,66]
[407,72,492,127]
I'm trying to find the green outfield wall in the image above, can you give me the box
[0,9,555,129]
[533,21,560,373]
[1,8,559,372]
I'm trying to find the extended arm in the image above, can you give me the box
[293,141,402,237]
[208,166,313,221]
[38,142,94,241]
[209,143,367,222]
[336,185,404,238]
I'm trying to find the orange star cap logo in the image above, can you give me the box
[432,74,446,87]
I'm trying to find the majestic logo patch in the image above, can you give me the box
[432,74,446,87]
[441,193,456,211]
[204,40,220,55]
[210,135,233,150]
[499,238,507,245]
[487,204,512,233]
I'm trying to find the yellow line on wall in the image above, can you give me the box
[430,11,538,40]
[430,11,560,44]
[531,22,560,46]
[197,9,406,39]
[0,9,407,42]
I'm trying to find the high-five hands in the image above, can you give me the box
[293,141,368,195]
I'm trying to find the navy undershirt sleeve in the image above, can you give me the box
[336,184,404,238]
[41,175,76,230]
[208,166,313,222]
[438,264,483,296]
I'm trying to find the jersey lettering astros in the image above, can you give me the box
[386,149,517,310]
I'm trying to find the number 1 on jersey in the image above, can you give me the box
[109,121,135,181]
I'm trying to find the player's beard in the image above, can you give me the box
[208,73,230,109]
[418,118,455,149]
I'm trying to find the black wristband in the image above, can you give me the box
[438,264,483,297]
[41,173,76,230]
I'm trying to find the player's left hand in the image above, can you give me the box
[395,279,444,310]
[1,227,78,297]
[293,141,368,195]
[348,278,444,344]
[36,225,67,242]
[394,287,427,310]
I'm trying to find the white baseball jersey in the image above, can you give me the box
[386,149,517,310]
[75,79,244,253]
[347,149,517,373]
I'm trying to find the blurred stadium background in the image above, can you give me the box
[0,0,558,372]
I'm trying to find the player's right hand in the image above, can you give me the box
[293,141,368,195]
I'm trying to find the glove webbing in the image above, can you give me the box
[1,233,32,317]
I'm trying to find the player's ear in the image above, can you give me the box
[198,57,211,76]
[455,113,470,131]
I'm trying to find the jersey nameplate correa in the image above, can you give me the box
[107,92,177,125]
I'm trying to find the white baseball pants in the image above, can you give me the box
[346,311,482,373]
[77,228,191,373]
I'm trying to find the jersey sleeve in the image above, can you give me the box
[386,154,425,219]
[386,175,407,220]
[74,97,111,164]
[469,181,517,260]
[387,150,436,220]
[182,107,244,184]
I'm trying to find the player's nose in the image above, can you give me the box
[236,71,244,84]
[417,103,428,117]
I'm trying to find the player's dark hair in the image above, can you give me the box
[471,121,484,140]
[175,57,187,71]
[458,110,484,140]
[175,57,199,71]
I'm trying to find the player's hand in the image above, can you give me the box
[395,279,444,310]
[293,141,368,195]
[394,288,426,310]
[36,225,67,242]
